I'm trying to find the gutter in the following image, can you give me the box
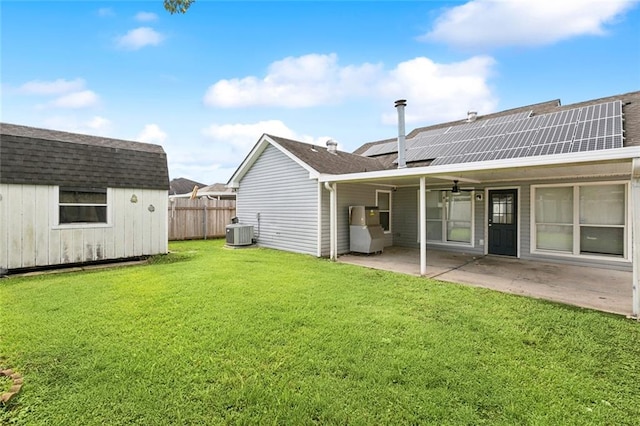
[318,146,640,184]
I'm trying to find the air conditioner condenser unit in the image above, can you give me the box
[226,224,254,246]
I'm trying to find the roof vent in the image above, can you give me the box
[395,99,407,169]
[467,111,478,122]
[326,139,338,154]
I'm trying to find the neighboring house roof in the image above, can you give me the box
[168,183,236,199]
[169,177,207,195]
[0,123,169,190]
[356,91,640,168]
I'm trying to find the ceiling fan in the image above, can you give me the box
[451,180,473,195]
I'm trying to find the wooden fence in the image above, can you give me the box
[168,198,236,240]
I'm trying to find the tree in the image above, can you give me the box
[164,0,195,14]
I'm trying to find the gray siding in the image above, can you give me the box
[336,183,392,254]
[237,145,318,255]
[391,177,632,270]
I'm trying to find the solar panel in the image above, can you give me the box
[364,101,622,166]
[430,100,623,165]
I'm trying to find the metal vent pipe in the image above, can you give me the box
[395,99,407,168]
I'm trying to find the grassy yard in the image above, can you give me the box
[1,240,639,425]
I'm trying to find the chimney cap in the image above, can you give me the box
[394,99,407,108]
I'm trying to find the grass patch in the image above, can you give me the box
[1,239,639,424]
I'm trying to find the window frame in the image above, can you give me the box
[418,188,475,247]
[376,189,392,234]
[52,186,113,229]
[530,181,629,261]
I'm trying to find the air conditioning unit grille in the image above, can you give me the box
[226,224,254,246]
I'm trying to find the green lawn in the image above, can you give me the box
[1,240,639,425]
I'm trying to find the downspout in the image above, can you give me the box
[419,177,427,276]
[324,182,337,261]
[317,182,322,257]
[632,158,640,318]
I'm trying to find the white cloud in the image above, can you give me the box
[421,0,639,49]
[193,120,331,180]
[50,90,100,109]
[19,78,85,95]
[203,53,498,124]
[42,115,112,135]
[86,116,112,131]
[116,27,164,50]
[137,124,168,144]
[135,12,158,22]
[97,8,115,17]
[204,53,383,108]
[379,56,498,124]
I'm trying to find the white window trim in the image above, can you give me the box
[418,188,475,247]
[530,181,630,262]
[51,186,113,229]
[376,189,392,234]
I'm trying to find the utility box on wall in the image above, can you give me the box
[349,206,385,254]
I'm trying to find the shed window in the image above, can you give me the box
[59,188,108,224]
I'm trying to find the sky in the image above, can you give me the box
[2,0,639,186]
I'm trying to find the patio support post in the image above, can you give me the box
[420,177,427,276]
[324,182,337,261]
[632,158,640,318]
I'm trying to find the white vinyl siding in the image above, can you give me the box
[0,184,167,270]
[236,145,319,255]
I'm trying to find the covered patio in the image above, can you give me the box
[338,246,633,316]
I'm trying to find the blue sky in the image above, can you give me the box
[2,0,639,185]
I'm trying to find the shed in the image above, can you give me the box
[0,123,170,272]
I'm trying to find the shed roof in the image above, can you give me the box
[0,123,169,190]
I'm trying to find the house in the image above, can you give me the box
[169,182,236,200]
[169,177,207,196]
[0,123,170,272]
[228,90,640,316]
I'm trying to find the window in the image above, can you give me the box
[59,187,108,224]
[376,190,391,233]
[423,190,473,244]
[533,183,626,257]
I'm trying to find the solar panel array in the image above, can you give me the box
[361,101,623,166]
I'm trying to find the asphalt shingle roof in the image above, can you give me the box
[170,177,207,195]
[268,135,387,174]
[1,123,169,190]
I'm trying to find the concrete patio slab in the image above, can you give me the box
[338,247,632,316]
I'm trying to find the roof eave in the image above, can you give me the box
[318,147,640,183]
